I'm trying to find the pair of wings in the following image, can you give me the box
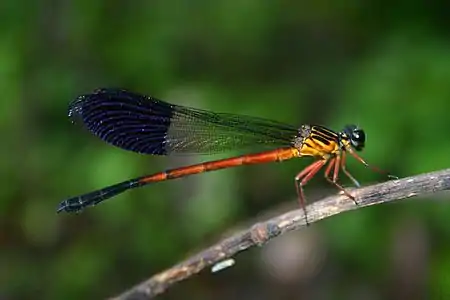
[69,88,300,155]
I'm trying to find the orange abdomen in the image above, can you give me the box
[139,147,300,184]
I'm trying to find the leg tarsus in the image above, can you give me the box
[341,151,360,188]
[347,148,397,180]
[324,152,358,205]
[324,175,358,205]
[295,160,326,225]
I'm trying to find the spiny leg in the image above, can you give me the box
[324,153,358,205]
[347,148,398,180]
[332,153,340,182]
[340,151,360,188]
[323,157,335,179]
[295,160,327,225]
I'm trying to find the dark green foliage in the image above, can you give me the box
[3,1,450,299]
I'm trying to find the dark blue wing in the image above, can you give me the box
[69,88,299,155]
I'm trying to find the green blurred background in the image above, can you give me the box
[3,1,450,299]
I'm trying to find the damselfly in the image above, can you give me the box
[58,88,395,223]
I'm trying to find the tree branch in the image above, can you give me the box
[111,168,450,300]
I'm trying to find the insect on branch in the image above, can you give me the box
[111,168,450,300]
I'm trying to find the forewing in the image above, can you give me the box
[69,88,299,155]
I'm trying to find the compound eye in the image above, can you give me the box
[351,129,365,151]
[353,129,365,142]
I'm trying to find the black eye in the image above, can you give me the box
[352,129,365,142]
[341,125,366,151]
[351,129,365,151]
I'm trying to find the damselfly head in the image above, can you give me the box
[341,124,365,151]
